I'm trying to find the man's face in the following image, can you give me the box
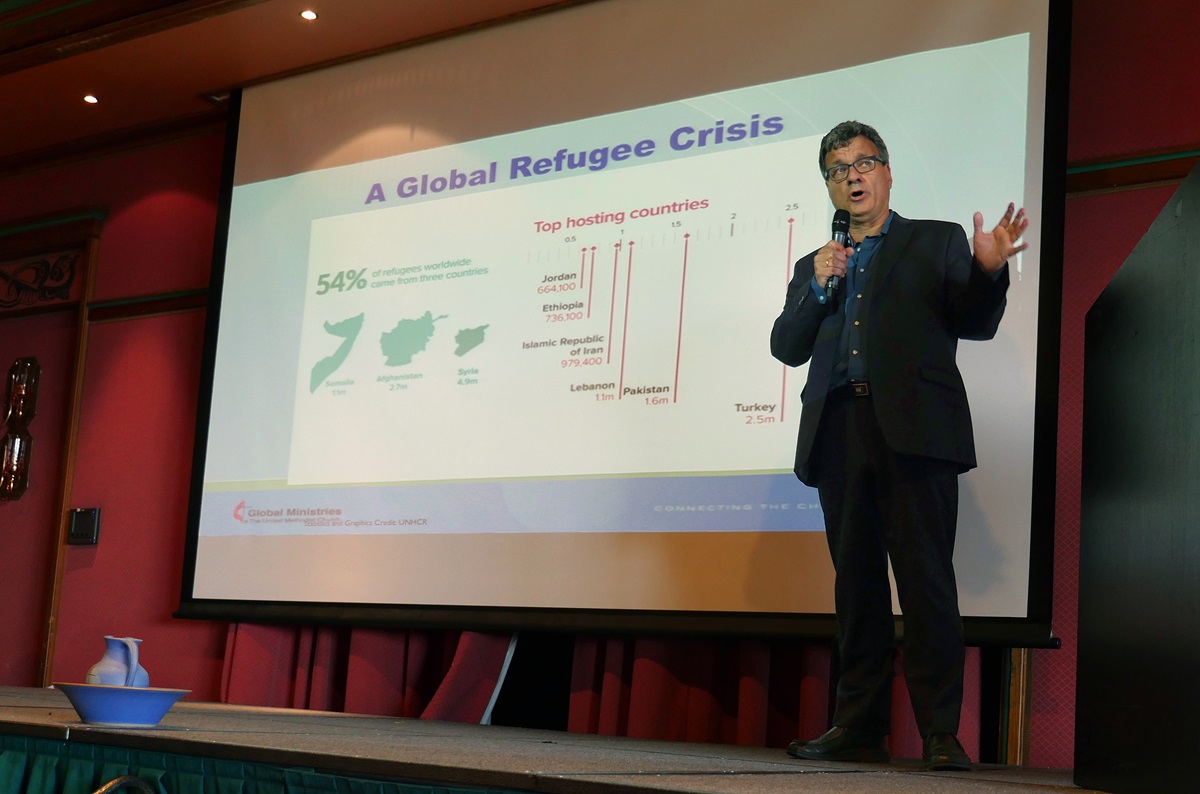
[823,135,892,226]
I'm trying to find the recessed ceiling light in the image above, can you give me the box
[300,10,317,21]
[83,95,98,104]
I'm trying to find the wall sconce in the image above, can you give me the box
[0,357,40,500]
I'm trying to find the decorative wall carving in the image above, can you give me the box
[0,252,79,311]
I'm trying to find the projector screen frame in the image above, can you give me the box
[177,0,1071,649]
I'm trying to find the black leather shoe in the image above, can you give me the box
[786,726,889,763]
[923,733,972,771]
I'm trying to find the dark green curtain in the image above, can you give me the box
[0,736,508,794]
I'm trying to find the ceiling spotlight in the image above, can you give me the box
[83,95,98,104]
[300,10,317,21]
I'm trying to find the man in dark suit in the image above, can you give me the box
[770,120,1028,771]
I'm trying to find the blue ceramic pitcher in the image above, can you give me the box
[85,636,150,687]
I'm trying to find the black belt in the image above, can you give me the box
[831,382,871,398]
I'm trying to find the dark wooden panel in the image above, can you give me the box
[1075,163,1200,793]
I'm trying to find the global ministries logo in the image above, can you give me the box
[230,500,345,525]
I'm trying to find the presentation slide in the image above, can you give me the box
[290,136,826,488]
[183,0,1060,631]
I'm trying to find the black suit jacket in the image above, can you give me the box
[770,213,1009,486]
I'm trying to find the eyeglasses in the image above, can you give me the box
[823,155,885,183]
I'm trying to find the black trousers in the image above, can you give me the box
[812,388,964,737]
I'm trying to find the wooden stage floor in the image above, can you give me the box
[0,687,1102,794]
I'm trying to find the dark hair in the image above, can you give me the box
[818,121,890,174]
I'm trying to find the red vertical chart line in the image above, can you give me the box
[586,246,597,318]
[781,218,795,423]
[578,247,587,312]
[617,241,636,399]
[606,242,621,363]
[672,234,691,403]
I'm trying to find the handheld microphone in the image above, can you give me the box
[827,209,851,296]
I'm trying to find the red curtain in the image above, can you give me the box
[220,623,511,721]
[568,636,832,747]
[220,623,981,759]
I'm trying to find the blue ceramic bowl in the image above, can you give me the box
[54,682,189,727]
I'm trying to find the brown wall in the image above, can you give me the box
[1023,0,1200,767]
[0,131,228,698]
[0,311,73,684]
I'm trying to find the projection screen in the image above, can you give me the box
[180,0,1068,644]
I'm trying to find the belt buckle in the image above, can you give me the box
[851,382,870,397]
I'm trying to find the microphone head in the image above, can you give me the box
[831,209,851,238]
